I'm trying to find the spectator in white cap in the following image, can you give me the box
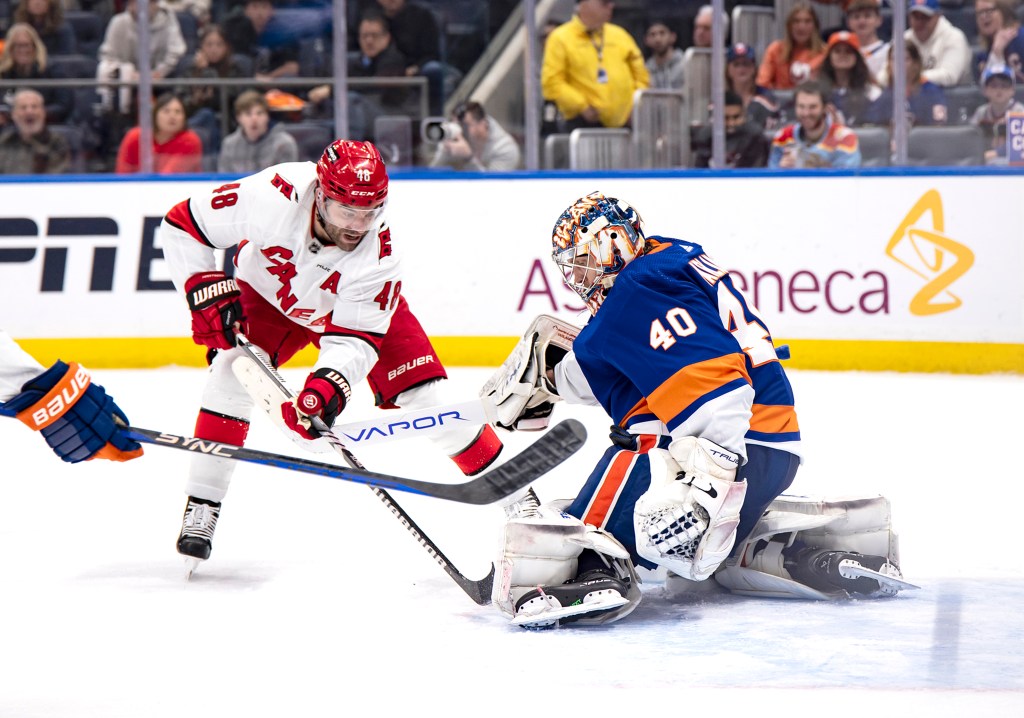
[971,63,1024,164]
[905,0,972,86]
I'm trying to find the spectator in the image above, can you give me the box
[821,31,882,126]
[96,0,187,113]
[726,42,781,131]
[307,13,409,121]
[844,0,889,85]
[971,63,1024,164]
[905,0,971,87]
[429,100,522,171]
[541,0,649,131]
[222,0,299,81]
[163,0,211,27]
[372,0,447,114]
[0,87,69,173]
[691,89,769,168]
[177,23,250,152]
[12,0,76,57]
[0,23,73,124]
[758,3,827,90]
[974,0,1024,83]
[769,80,861,167]
[217,89,298,175]
[115,92,202,173]
[691,5,728,50]
[867,42,948,126]
[372,0,439,76]
[644,18,684,90]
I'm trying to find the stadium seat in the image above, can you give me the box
[945,85,985,124]
[854,126,891,167]
[64,10,104,56]
[631,89,689,168]
[907,124,985,166]
[279,121,334,162]
[568,128,633,170]
[49,54,98,79]
[732,5,775,62]
[49,124,87,173]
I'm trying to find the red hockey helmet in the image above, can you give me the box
[316,139,389,208]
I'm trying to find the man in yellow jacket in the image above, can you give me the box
[542,0,650,130]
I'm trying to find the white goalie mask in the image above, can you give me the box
[551,192,646,314]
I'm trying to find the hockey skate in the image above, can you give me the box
[784,546,918,598]
[177,496,221,579]
[512,568,631,629]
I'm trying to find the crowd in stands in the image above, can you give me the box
[0,0,1022,174]
[0,0,512,174]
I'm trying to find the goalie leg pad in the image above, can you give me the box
[494,498,641,628]
[481,315,578,431]
[714,495,914,599]
[633,439,747,581]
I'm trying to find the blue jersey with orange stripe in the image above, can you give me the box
[571,237,800,458]
[564,238,801,565]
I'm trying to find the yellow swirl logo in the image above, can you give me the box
[886,189,974,316]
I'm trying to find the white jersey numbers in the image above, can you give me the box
[718,285,777,367]
[649,307,698,350]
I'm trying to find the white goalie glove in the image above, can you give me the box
[633,436,747,581]
[481,315,579,431]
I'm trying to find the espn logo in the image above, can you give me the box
[387,355,434,381]
[0,217,119,291]
[17,363,91,430]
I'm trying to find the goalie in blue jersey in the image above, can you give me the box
[483,192,912,629]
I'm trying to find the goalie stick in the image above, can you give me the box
[124,421,585,505]
[231,333,549,605]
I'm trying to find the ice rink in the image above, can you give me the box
[1,365,1022,717]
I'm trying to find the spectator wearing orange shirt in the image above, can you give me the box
[757,3,827,90]
[116,93,203,174]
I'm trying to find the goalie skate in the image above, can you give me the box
[838,559,920,596]
[511,570,630,629]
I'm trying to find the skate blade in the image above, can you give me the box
[839,560,920,592]
[512,592,629,628]
[183,557,202,581]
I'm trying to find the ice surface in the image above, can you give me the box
[1,367,1022,716]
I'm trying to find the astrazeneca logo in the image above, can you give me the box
[886,189,974,316]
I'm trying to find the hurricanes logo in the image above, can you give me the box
[886,189,974,316]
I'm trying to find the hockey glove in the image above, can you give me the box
[0,361,144,463]
[281,368,352,440]
[185,271,243,350]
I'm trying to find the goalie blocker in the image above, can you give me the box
[481,315,579,431]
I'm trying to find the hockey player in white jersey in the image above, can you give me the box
[0,330,143,463]
[159,139,503,570]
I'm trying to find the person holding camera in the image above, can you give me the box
[428,100,522,171]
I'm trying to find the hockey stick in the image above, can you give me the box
[231,333,538,605]
[328,395,499,446]
[124,421,585,505]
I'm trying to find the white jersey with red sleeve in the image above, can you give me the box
[159,161,402,386]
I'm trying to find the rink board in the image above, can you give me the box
[1,171,1021,373]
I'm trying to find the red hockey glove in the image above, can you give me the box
[281,368,352,440]
[184,271,243,350]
